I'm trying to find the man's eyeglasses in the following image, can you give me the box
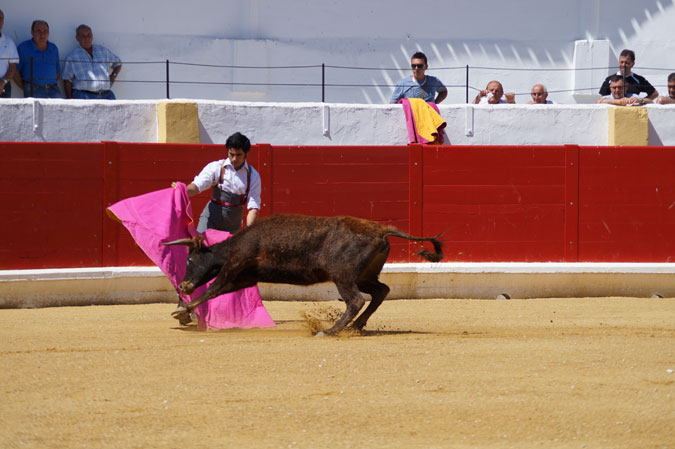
[411,64,425,69]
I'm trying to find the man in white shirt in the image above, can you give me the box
[173,132,261,233]
[62,24,122,99]
[0,10,19,98]
[473,80,515,104]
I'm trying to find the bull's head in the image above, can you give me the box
[163,235,222,294]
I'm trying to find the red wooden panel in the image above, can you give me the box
[273,199,408,219]
[272,164,408,184]
[2,143,674,269]
[578,146,675,261]
[424,145,565,166]
[0,142,103,269]
[424,205,565,242]
[564,145,579,262]
[425,165,565,186]
[422,145,567,262]
[424,185,565,205]
[580,241,675,262]
[440,241,564,262]
[255,143,273,216]
[272,146,408,165]
[273,182,408,201]
[409,144,423,261]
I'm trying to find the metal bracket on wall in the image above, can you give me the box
[322,104,330,137]
[32,99,41,134]
[465,104,474,137]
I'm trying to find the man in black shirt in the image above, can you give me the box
[598,49,658,100]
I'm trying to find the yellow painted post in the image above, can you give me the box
[157,101,200,143]
[607,106,648,146]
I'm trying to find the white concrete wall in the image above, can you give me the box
[3,264,673,308]
[2,99,675,146]
[1,0,673,104]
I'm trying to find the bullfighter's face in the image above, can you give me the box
[228,148,247,171]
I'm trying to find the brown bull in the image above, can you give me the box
[165,214,443,335]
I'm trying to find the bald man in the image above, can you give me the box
[473,80,515,104]
[527,84,555,104]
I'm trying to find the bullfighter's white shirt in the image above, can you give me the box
[191,158,261,210]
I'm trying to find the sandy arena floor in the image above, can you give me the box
[1,297,673,449]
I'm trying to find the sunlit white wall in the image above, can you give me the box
[1,0,674,103]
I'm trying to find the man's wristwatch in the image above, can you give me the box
[111,72,117,78]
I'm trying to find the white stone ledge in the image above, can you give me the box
[1,263,673,309]
[3,262,675,282]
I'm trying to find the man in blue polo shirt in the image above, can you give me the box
[390,52,447,104]
[15,20,62,98]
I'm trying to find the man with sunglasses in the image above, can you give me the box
[390,52,447,104]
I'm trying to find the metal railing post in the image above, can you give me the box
[166,59,170,99]
[466,64,469,104]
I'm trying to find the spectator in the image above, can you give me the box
[473,80,515,104]
[15,20,61,98]
[527,84,555,104]
[598,49,658,100]
[0,10,18,98]
[62,25,122,100]
[390,51,447,104]
[655,72,675,105]
[596,74,651,106]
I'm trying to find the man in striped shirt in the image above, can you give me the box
[62,24,122,100]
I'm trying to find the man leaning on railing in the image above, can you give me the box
[62,24,122,100]
[596,74,651,106]
[655,72,675,105]
[14,19,62,98]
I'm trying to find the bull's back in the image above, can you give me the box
[239,214,388,283]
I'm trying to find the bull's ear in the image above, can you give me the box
[163,238,196,250]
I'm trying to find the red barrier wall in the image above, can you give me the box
[1,142,674,269]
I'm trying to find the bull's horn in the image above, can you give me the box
[163,238,196,250]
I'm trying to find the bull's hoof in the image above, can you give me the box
[315,331,326,337]
[171,306,192,325]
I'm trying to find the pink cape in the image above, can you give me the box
[106,183,276,331]
[399,98,447,144]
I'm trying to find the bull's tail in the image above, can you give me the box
[383,230,444,262]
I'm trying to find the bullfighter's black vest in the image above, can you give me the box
[196,161,251,234]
